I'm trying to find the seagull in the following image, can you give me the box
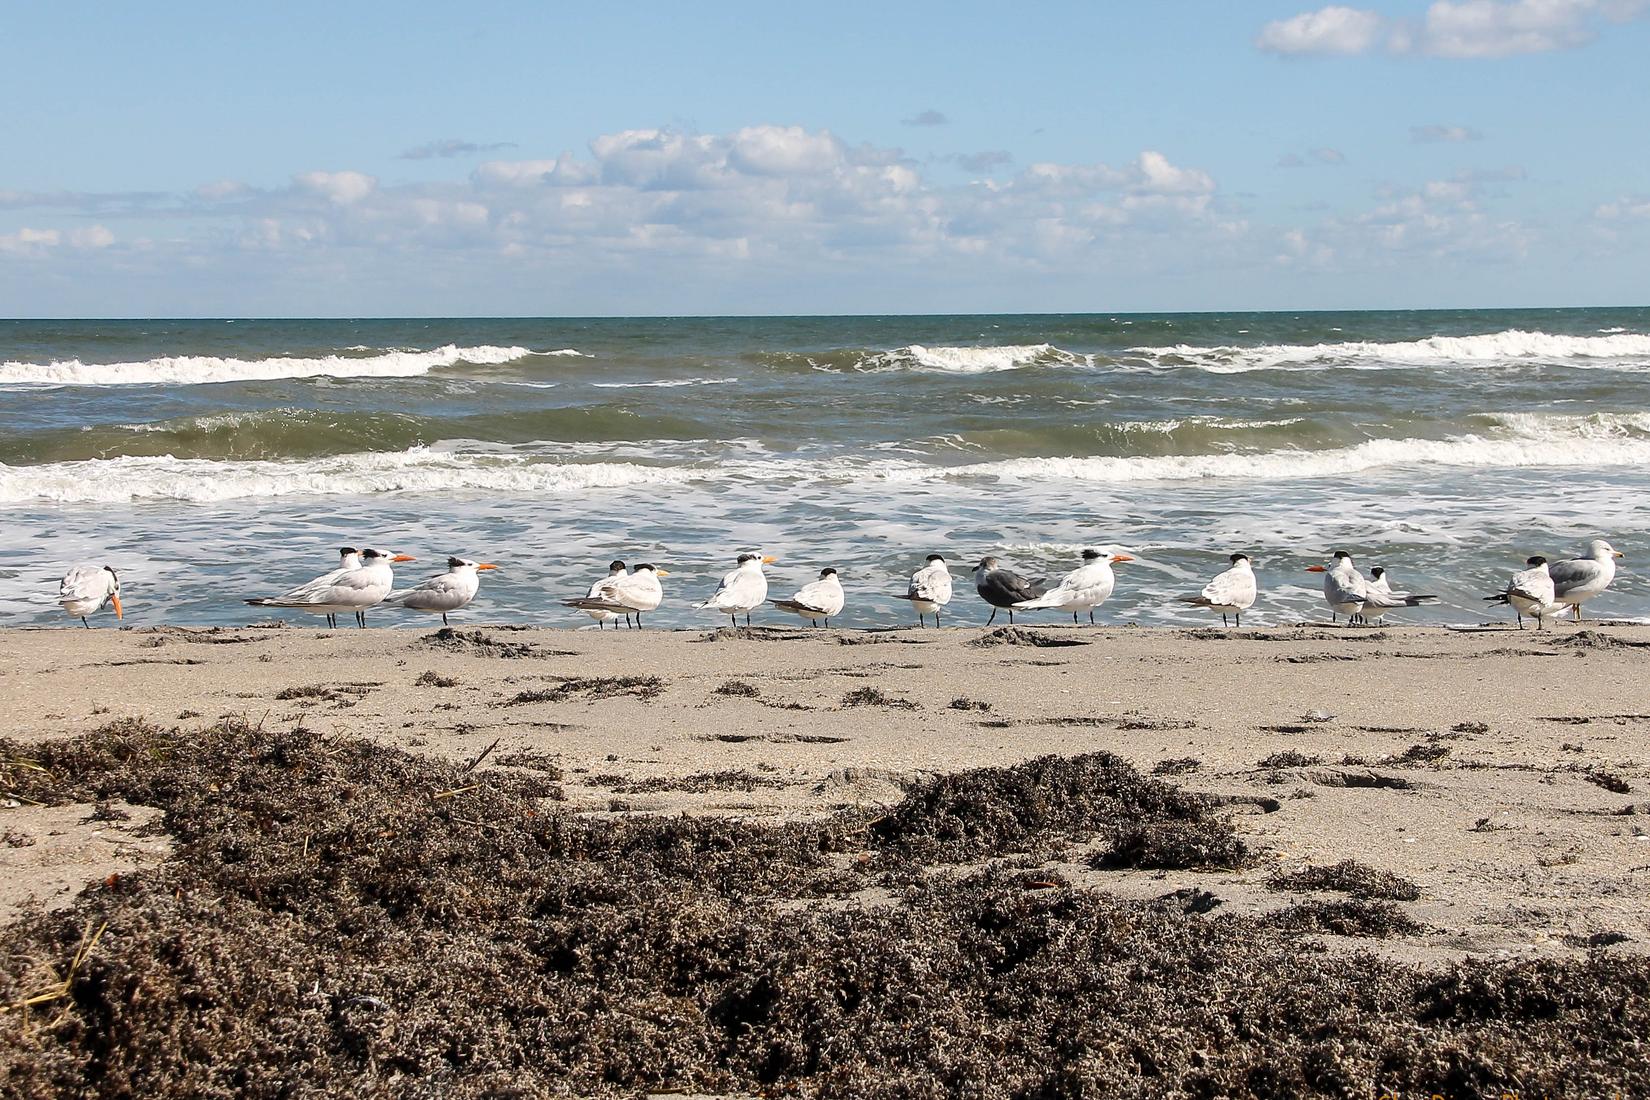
[386,556,497,625]
[1548,538,1623,622]
[1012,548,1132,625]
[246,548,414,628]
[897,554,953,627]
[974,556,1046,626]
[771,568,845,627]
[562,563,668,628]
[577,561,629,628]
[694,553,776,627]
[1365,567,1395,626]
[1483,556,1564,630]
[1179,553,1257,627]
[59,564,122,628]
[1305,551,1437,625]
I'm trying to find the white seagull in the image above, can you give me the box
[1483,555,1564,630]
[562,563,668,629]
[246,548,414,628]
[771,568,846,627]
[897,554,953,627]
[1179,553,1257,627]
[386,556,498,625]
[59,564,122,628]
[1012,548,1133,625]
[694,553,776,627]
[1548,538,1623,622]
[241,546,362,629]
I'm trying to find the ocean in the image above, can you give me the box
[2,309,1647,629]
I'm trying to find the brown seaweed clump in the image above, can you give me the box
[1,720,1647,1098]
[1269,859,1422,901]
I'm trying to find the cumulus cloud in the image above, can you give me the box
[1277,148,1347,167]
[949,150,1014,174]
[900,109,949,127]
[0,224,115,255]
[1595,195,1650,219]
[1256,6,1385,53]
[1259,0,1647,57]
[399,138,517,160]
[1411,123,1483,143]
[293,170,377,205]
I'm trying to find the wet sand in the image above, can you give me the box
[4,620,1647,961]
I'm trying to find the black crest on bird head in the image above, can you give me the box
[635,562,656,572]
[339,546,358,557]
[736,553,756,564]
[820,568,838,577]
[609,560,626,572]
[1527,555,1547,566]
[926,554,944,563]
[1370,567,1385,579]
[1230,553,1249,563]
[447,556,466,568]
[1331,550,1350,560]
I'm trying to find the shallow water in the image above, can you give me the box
[2,309,1647,628]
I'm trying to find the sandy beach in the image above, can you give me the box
[4,620,1649,1095]
[5,620,1648,954]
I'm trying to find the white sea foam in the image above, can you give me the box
[874,343,1088,373]
[0,450,707,504]
[1131,329,1650,372]
[590,377,739,389]
[6,427,1650,504]
[0,344,542,387]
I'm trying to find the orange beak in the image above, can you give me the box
[1305,565,1326,573]
[655,569,671,576]
[392,554,416,562]
[761,555,778,564]
[1110,554,1134,564]
[476,563,498,571]
[111,594,123,619]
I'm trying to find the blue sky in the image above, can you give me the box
[3,1,1648,315]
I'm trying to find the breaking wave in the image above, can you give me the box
[1131,329,1650,372]
[0,345,543,387]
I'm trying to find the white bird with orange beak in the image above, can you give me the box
[1012,548,1133,625]
[695,552,777,627]
[386,556,498,625]
[247,548,415,628]
[563,562,669,629]
[59,564,122,628]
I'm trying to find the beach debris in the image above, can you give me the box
[1151,757,1201,776]
[504,676,664,705]
[414,670,460,687]
[417,627,547,658]
[1268,859,1420,901]
[1257,751,1321,769]
[1302,708,1337,723]
[2,720,1647,1097]
[712,679,760,697]
[1263,899,1425,938]
[840,687,917,710]
[1584,770,1633,794]
[966,626,1090,648]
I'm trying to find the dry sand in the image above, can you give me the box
[4,619,1647,961]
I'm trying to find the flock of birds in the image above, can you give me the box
[53,538,1626,632]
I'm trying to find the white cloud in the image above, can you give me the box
[1256,6,1385,54]
[900,109,949,127]
[1259,0,1647,56]
[293,170,377,205]
[1411,124,1483,143]
[1595,195,1650,219]
[0,224,114,255]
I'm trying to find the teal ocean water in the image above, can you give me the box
[2,309,1647,627]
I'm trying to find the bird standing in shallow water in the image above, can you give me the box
[1179,553,1257,627]
[974,557,1045,626]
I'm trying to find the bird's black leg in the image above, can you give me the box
[1073,612,1079,625]
[442,612,449,626]
[636,613,643,630]
[986,608,997,626]
[1222,613,1229,627]
[935,608,941,627]
[917,613,924,628]
[1008,609,1015,624]
[82,617,89,629]
[745,613,751,627]
[1089,610,1096,625]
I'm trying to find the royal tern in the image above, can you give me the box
[577,561,629,628]
[1305,551,1437,625]
[1179,553,1257,627]
[386,556,497,625]
[240,547,362,628]
[1365,568,1394,625]
[246,548,414,628]
[694,553,776,627]
[897,554,953,627]
[1483,556,1564,630]
[59,564,122,628]
[1013,548,1132,625]
[771,568,845,627]
[974,557,1046,626]
[1548,539,1623,621]
[562,563,668,628]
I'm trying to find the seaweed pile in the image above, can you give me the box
[2,719,1647,1098]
